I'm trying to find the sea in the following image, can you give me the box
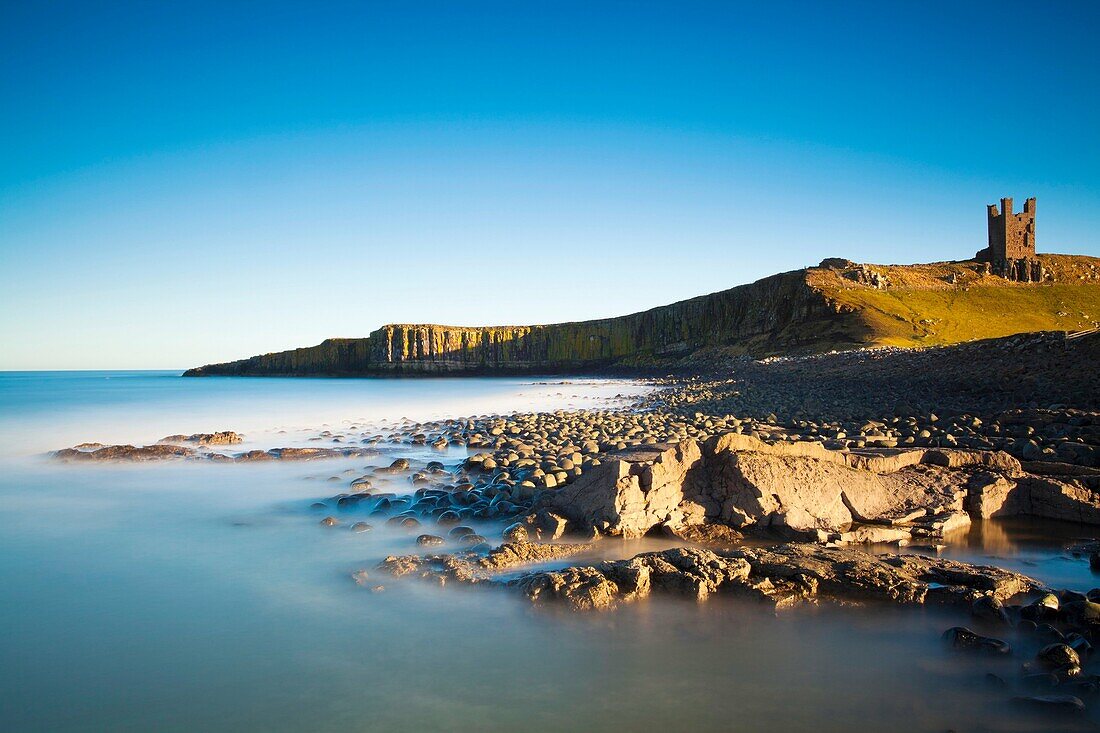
[1,371,1097,732]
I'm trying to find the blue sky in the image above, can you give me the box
[2,1,1098,369]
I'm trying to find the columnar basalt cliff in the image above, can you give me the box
[185,255,1100,377]
[184,269,853,376]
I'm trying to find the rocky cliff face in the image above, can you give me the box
[184,255,1100,377]
[184,269,855,376]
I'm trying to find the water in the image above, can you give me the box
[1,372,1099,732]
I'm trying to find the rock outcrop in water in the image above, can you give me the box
[157,431,243,445]
[183,255,1100,376]
[544,434,1100,542]
[513,544,1041,611]
[375,542,1041,612]
[53,442,379,462]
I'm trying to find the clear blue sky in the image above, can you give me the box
[2,0,1098,369]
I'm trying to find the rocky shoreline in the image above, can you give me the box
[52,329,1100,720]
[377,541,1042,611]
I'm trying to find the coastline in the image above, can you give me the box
[14,344,1100,728]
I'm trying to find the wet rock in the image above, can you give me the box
[416,534,445,547]
[513,547,754,610]
[514,566,621,611]
[740,545,1036,606]
[1021,593,1060,622]
[395,516,421,530]
[1061,600,1100,625]
[970,595,1010,624]
[1067,635,1093,657]
[378,555,423,577]
[351,522,373,533]
[1028,621,1059,639]
[54,443,197,461]
[336,495,364,508]
[319,516,339,527]
[480,540,594,569]
[374,535,1044,621]
[534,510,568,541]
[265,447,379,461]
[501,522,529,543]
[375,458,411,474]
[942,627,1011,654]
[1021,672,1060,689]
[159,431,243,445]
[1051,664,1083,682]
[663,522,744,547]
[1011,695,1085,713]
[437,510,461,526]
[1037,643,1081,668]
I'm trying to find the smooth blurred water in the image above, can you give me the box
[0,371,650,456]
[2,372,1099,732]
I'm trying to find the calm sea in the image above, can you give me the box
[0,372,1095,732]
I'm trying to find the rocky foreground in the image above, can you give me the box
[370,537,1100,715]
[378,540,1040,612]
[56,334,1100,548]
[56,329,1100,717]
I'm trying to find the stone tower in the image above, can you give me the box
[984,196,1036,260]
[976,196,1043,281]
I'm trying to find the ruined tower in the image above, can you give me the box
[976,196,1043,281]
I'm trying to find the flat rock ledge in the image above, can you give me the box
[53,442,378,462]
[542,433,1100,544]
[380,538,597,585]
[156,431,243,445]
[377,541,1040,612]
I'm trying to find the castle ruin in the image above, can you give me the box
[977,196,1044,281]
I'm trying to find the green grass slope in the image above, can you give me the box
[808,255,1100,350]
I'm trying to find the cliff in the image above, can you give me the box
[184,254,1100,377]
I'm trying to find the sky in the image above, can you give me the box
[1,1,1098,370]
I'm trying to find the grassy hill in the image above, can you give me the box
[806,255,1100,350]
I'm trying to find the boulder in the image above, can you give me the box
[534,510,569,540]
[545,432,1100,541]
[480,540,594,570]
[1011,695,1086,713]
[159,431,243,445]
[943,627,1011,654]
[378,540,1041,615]
[1038,643,1081,669]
